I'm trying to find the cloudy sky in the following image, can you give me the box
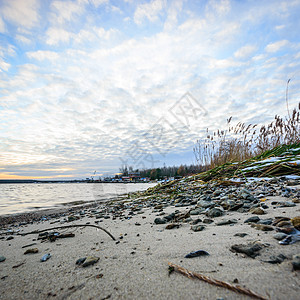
[0,0,300,180]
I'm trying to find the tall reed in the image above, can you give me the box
[194,102,300,168]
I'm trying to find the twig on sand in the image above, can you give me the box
[168,262,268,300]
[20,224,116,241]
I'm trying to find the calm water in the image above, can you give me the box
[0,182,156,215]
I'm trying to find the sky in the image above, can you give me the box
[0,0,300,180]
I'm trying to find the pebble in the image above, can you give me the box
[165,224,180,230]
[207,207,224,218]
[273,233,288,240]
[24,248,39,254]
[185,250,209,258]
[244,216,260,223]
[216,219,237,226]
[76,257,86,265]
[292,254,300,270]
[191,225,205,232]
[250,207,266,215]
[82,256,99,267]
[231,242,263,258]
[264,254,287,264]
[0,256,6,262]
[250,224,274,231]
[154,218,166,224]
[40,253,51,262]
[234,233,248,237]
[291,216,300,229]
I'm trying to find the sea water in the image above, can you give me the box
[0,182,156,215]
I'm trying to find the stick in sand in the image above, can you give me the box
[168,262,268,300]
[20,224,116,241]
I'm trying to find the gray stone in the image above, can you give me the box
[191,225,205,232]
[273,233,288,241]
[154,218,167,224]
[0,256,6,262]
[216,219,237,226]
[203,218,214,224]
[257,218,273,225]
[292,254,300,270]
[265,254,287,264]
[190,208,204,215]
[244,216,260,223]
[197,200,212,208]
[207,207,224,218]
[231,242,263,258]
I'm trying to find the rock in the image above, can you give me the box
[68,215,80,222]
[276,220,292,227]
[244,216,260,223]
[234,233,248,237]
[40,253,51,262]
[82,256,99,267]
[190,208,204,215]
[197,200,212,208]
[291,216,300,230]
[24,248,38,254]
[286,180,299,186]
[185,250,209,258]
[154,218,166,224]
[0,256,6,262]
[6,236,14,241]
[165,223,180,230]
[250,207,265,215]
[76,257,86,265]
[279,231,300,245]
[273,233,288,240]
[279,201,296,207]
[250,224,274,231]
[230,243,263,258]
[203,218,214,224]
[292,254,300,270]
[191,218,202,225]
[264,254,287,264]
[207,207,224,218]
[257,218,273,225]
[216,219,237,226]
[191,225,205,232]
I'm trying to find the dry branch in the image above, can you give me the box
[20,224,116,241]
[168,262,268,300]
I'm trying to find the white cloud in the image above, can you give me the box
[15,35,32,45]
[134,0,165,24]
[50,0,84,25]
[27,50,60,61]
[234,45,257,59]
[205,0,231,18]
[0,16,5,32]
[1,0,39,29]
[46,27,73,45]
[0,59,10,72]
[164,0,183,31]
[1,0,300,178]
[265,40,289,53]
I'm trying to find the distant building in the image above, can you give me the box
[128,172,141,182]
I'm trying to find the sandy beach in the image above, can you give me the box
[0,181,300,300]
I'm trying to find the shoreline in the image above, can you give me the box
[0,178,300,299]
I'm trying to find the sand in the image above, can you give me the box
[0,194,300,300]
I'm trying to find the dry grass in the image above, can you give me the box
[194,102,300,169]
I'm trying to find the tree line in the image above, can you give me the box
[119,164,206,180]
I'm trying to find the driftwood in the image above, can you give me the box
[20,224,116,241]
[168,262,268,300]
